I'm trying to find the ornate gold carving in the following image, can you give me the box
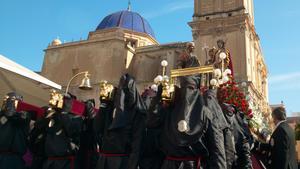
[99,80,114,101]
[170,65,214,78]
[49,90,64,109]
[161,81,175,102]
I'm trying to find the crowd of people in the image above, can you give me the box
[0,43,298,169]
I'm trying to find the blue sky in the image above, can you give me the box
[0,0,299,115]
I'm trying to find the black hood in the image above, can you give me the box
[1,92,23,117]
[221,103,236,126]
[109,74,146,129]
[62,93,77,113]
[164,85,208,146]
[163,55,208,146]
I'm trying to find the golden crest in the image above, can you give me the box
[161,82,175,102]
[49,90,64,109]
[1,95,19,109]
[99,80,114,100]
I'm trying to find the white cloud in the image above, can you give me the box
[143,0,193,19]
[269,72,300,91]
[270,82,300,92]
[269,72,300,84]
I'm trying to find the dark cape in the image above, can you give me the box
[160,81,211,169]
[232,111,252,169]
[138,89,165,169]
[42,96,83,169]
[203,89,227,169]
[146,78,213,169]
[78,99,99,169]
[29,107,50,169]
[220,103,237,169]
[0,92,30,169]
[94,74,146,169]
[146,55,222,169]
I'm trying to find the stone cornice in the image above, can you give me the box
[193,7,245,18]
[44,37,124,51]
[89,28,159,44]
[189,14,248,36]
[136,42,187,53]
[45,27,159,51]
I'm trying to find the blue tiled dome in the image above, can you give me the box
[96,10,155,39]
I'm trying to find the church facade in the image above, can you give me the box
[41,0,270,115]
[190,0,269,116]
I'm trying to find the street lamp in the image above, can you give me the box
[65,71,92,94]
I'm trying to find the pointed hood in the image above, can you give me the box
[109,74,146,129]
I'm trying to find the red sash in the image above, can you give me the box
[48,156,75,169]
[98,150,129,157]
[166,156,202,169]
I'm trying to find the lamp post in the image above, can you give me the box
[65,71,92,94]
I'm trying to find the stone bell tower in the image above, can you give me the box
[189,0,270,115]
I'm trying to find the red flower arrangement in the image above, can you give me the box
[217,80,253,118]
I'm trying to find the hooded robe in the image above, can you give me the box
[0,92,30,169]
[203,89,228,169]
[232,111,252,169]
[95,74,146,169]
[138,89,165,169]
[78,99,100,169]
[29,107,51,169]
[146,56,214,169]
[42,95,83,169]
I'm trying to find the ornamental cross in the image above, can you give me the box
[127,0,131,11]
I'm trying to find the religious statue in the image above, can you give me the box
[215,40,234,76]
[177,42,200,69]
[205,47,218,66]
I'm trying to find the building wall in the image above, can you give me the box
[191,0,269,115]
[128,43,186,90]
[41,28,163,104]
[190,12,249,81]
[41,33,130,103]
[195,0,245,16]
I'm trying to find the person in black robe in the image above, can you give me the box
[202,90,227,169]
[232,110,252,169]
[0,92,31,169]
[42,94,83,169]
[94,74,146,169]
[220,103,237,169]
[146,54,216,169]
[29,106,52,169]
[138,88,165,169]
[78,99,99,169]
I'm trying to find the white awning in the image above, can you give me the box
[0,54,62,106]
